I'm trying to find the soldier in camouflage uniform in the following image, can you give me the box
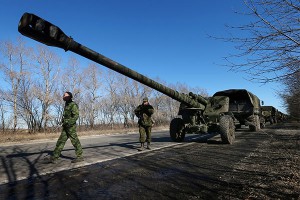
[47,92,83,163]
[134,97,154,151]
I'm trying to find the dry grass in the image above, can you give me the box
[225,122,300,199]
[0,125,169,144]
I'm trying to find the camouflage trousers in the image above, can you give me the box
[52,125,83,159]
[139,125,152,143]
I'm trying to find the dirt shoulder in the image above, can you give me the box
[220,122,300,199]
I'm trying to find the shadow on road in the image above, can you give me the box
[0,131,226,197]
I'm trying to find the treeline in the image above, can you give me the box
[280,71,300,121]
[0,38,208,133]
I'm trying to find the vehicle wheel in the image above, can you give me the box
[170,118,185,142]
[249,115,260,131]
[219,115,235,144]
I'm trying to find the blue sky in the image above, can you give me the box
[1,0,285,112]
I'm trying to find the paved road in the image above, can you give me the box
[1,124,299,199]
[0,130,214,185]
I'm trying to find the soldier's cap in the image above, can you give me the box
[66,91,73,98]
[143,97,148,102]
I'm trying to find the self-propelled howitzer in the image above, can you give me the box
[18,13,235,144]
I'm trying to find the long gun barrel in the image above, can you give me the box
[18,13,207,109]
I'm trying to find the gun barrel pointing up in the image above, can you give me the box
[18,12,206,109]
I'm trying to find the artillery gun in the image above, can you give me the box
[18,13,235,144]
[261,106,278,124]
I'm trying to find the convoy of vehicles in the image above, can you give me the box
[18,13,287,145]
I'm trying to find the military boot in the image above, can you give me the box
[138,143,144,151]
[44,156,58,164]
[71,157,84,163]
[146,142,151,150]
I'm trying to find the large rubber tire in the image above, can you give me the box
[249,115,260,132]
[219,115,235,144]
[170,118,185,142]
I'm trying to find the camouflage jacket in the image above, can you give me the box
[62,101,79,127]
[134,104,154,127]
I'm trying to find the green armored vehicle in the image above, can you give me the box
[261,106,277,124]
[212,89,264,131]
[18,13,237,144]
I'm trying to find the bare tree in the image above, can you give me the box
[280,70,300,120]
[81,63,103,129]
[61,56,83,98]
[0,38,31,131]
[190,86,209,98]
[17,74,38,133]
[51,90,65,128]
[116,76,144,128]
[114,75,131,128]
[60,56,84,126]
[32,45,61,131]
[221,0,300,83]
[102,70,121,129]
[0,97,8,133]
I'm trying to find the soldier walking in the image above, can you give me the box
[46,91,84,163]
[134,97,154,151]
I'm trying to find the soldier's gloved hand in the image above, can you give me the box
[62,120,71,128]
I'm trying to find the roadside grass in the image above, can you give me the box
[0,125,169,144]
[269,124,300,196]
[229,122,300,198]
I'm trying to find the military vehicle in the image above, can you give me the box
[213,89,264,131]
[276,110,287,123]
[261,106,278,124]
[18,13,239,144]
